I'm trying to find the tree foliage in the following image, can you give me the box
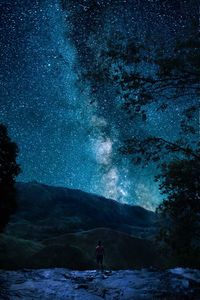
[0,124,21,232]
[86,26,199,117]
[156,159,200,267]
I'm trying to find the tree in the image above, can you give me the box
[0,124,21,232]
[86,22,199,118]
[156,158,200,267]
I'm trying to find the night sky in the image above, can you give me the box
[0,0,198,210]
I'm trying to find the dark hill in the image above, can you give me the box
[6,182,158,241]
[38,228,161,269]
[0,228,161,270]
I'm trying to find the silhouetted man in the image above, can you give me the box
[95,240,105,272]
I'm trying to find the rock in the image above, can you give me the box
[75,283,89,289]
[0,268,200,299]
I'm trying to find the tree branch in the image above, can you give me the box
[157,137,200,160]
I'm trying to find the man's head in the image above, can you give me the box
[98,240,102,246]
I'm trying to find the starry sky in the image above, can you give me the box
[0,0,198,210]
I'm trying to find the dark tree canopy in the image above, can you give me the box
[156,158,200,267]
[0,124,21,232]
[87,22,199,106]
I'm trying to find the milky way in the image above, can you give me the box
[0,0,198,210]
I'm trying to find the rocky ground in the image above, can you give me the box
[0,268,200,299]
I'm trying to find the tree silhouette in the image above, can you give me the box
[86,22,199,120]
[0,124,21,232]
[156,158,200,267]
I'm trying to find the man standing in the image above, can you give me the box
[95,240,105,272]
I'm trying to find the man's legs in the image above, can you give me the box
[96,255,104,272]
[100,256,104,272]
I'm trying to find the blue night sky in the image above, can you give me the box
[0,0,198,210]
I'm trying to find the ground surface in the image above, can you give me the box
[0,268,200,299]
